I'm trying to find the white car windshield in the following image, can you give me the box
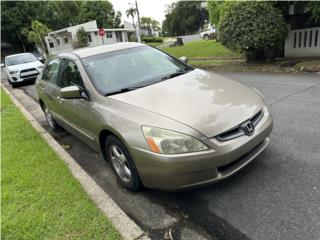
[6,54,38,66]
[82,46,193,96]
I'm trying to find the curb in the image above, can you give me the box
[2,85,149,240]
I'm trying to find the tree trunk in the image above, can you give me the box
[16,31,26,52]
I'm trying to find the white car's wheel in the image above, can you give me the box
[203,34,209,40]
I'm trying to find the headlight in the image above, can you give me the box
[9,70,18,74]
[142,126,209,154]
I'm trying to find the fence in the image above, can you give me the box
[284,27,320,57]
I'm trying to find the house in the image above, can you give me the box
[284,3,320,57]
[45,20,135,55]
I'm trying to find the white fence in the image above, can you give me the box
[285,27,320,57]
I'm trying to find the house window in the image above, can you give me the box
[298,32,302,48]
[64,37,68,44]
[88,34,92,42]
[49,41,54,48]
[57,39,60,46]
[309,31,313,47]
[293,32,297,48]
[94,31,98,36]
[315,30,318,47]
[106,32,113,38]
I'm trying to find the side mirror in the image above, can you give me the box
[60,86,82,99]
[179,56,188,64]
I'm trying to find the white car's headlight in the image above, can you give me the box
[142,126,209,154]
[9,70,18,74]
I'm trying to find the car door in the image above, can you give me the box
[37,58,62,117]
[55,58,98,149]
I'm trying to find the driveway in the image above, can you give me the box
[2,70,320,240]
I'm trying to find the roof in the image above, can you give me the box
[68,42,146,58]
[86,28,135,32]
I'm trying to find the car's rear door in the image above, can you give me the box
[36,58,61,117]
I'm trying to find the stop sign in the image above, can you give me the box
[98,28,105,37]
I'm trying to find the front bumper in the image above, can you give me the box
[130,108,273,191]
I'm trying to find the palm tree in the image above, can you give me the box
[126,7,138,29]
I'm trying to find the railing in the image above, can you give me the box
[285,27,320,57]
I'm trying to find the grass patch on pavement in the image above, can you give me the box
[162,40,241,59]
[1,89,120,240]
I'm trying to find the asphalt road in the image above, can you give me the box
[2,70,320,240]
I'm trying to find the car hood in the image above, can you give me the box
[109,69,265,137]
[6,61,43,71]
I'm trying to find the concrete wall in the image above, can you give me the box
[285,27,320,57]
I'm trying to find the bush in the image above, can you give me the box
[142,36,163,43]
[218,2,288,62]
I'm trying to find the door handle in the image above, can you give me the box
[57,96,64,103]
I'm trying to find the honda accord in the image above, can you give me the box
[35,42,273,191]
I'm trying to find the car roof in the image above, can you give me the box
[5,53,33,59]
[64,42,146,59]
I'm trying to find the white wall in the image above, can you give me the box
[285,27,320,57]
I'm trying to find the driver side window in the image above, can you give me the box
[58,59,85,89]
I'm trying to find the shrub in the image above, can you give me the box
[142,36,163,43]
[218,2,288,62]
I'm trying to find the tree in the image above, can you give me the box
[162,1,208,36]
[218,2,288,62]
[307,1,320,23]
[126,7,138,29]
[151,19,161,33]
[141,17,152,35]
[79,1,120,28]
[23,20,51,54]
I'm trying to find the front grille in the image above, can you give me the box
[215,110,264,142]
[20,68,39,79]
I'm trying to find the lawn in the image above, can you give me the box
[162,39,241,59]
[1,89,120,240]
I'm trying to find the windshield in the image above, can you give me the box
[6,54,38,66]
[82,46,193,95]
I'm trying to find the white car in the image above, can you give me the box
[4,53,44,87]
[200,27,216,40]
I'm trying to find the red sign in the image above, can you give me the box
[98,28,105,37]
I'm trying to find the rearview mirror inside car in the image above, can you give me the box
[179,56,188,64]
[60,86,82,99]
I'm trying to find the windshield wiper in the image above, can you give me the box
[161,70,189,80]
[105,85,146,96]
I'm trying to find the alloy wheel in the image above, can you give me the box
[109,145,132,183]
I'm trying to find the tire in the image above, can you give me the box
[203,34,209,40]
[9,80,19,88]
[105,135,141,191]
[43,103,59,131]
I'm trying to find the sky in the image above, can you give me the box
[110,0,175,25]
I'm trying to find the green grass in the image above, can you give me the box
[1,89,120,240]
[162,40,241,59]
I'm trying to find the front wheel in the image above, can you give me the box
[105,135,141,191]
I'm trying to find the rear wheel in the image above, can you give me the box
[43,104,59,131]
[105,135,141,191]
[203,34,209,40]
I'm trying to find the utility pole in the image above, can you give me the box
[135,0,141,43]
[135,0,141,30]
